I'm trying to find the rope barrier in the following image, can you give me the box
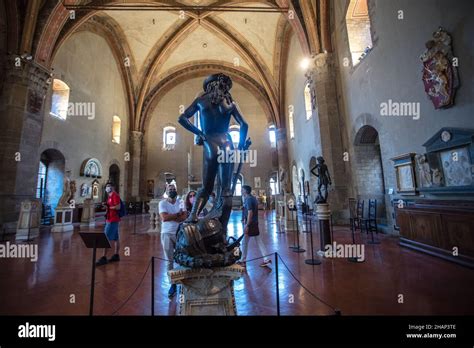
[108,251,339,316]
[276,253,338,313]
[110,258,152,315]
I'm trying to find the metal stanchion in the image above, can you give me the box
[274,252,280,316]
[151,256,155,316]
[305,216,321,265]
[133,203,137,235]
[290,210,305,253]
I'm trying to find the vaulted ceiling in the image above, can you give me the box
[30,0,325,131]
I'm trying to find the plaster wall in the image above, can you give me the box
[39,31,130,205]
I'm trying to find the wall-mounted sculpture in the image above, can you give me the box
[420,27,459,109]
[80,158,103,178]
[417,128,474,194]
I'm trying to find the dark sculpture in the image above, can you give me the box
[311,156,332,204]
[175,73,250,268]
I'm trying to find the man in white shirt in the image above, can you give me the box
[159,184,187,299]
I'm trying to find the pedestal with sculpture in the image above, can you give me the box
[147,198,161,232]
[311,157,333,255]
[16,199,42,241]
[52,170,75,233]
[80,198,96,227]
[167,74,249,315]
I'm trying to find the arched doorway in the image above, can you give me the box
[36,149,66,224]
[108,164,120,194]
[353,125,386,225]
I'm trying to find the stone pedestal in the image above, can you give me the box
[168,265,245,315]
[147,199,161,232]
[51,207,74,233]
[80,198,96,227]
[16,199,42,241]
[316,203,332,256]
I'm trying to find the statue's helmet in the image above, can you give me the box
[317,156,325,163]
[203,73,232,92]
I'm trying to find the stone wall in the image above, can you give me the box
[284,33,323,205]
[40,31,130,205]
[332,0,474,232]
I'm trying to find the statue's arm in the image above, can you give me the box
[327,168,332,185]
[178,98,203,137]
[231,102,248,149]
[310,165,319,177]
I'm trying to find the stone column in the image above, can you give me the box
[275,127,292,224]
[276,128,290,194]
[0,56,50,233]
[129,131,143,200]
[308,53,348,221]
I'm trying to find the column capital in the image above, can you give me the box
[5,57,51,114]
[130,130,144,143]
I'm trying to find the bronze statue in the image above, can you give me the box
[311,156,332,204]
[178,73,248,229]
[175,73,249,268]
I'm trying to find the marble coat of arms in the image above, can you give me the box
[420,28,459,109]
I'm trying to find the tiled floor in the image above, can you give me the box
[0,210,473,315]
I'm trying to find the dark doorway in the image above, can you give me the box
[353,125,386,225]
[36,149,66,224]
[109,164,120,195]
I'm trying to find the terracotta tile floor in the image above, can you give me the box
[0,210,473,316]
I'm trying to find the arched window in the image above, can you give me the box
[346,0,373,66]
[36,161,48,200]
[270,177,279,195]
[268,125,276,148]
[50,79,70,120]
[304,83,313,120]
[288,111,295,139]
[229,125,240,148]
[112,116,121,144]
[235,175,243,196]
[163,126,176,150]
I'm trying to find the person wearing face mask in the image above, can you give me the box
[159,184,187,298]
[96,182,121,266]
[184,190,197,215]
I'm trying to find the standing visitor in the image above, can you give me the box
[96,182,122,266]
[238,185,272,268]
[184,190,197,216]
[159,184,187,298]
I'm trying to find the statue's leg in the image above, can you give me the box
[323,184,328,201]
[186,141,218,222]
[217,150,234,235]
